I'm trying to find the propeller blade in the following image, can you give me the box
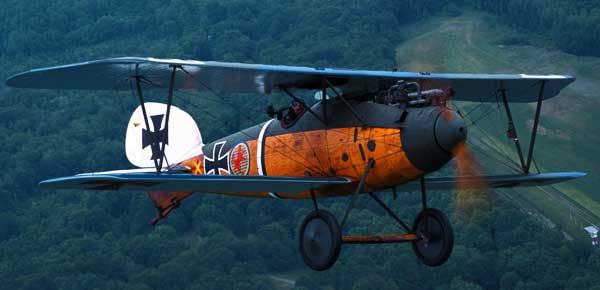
[452,142,491,218]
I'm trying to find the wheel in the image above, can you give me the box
[411,208,454,267]
[298,209,342,271]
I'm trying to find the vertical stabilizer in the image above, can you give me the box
[126,102,203,168]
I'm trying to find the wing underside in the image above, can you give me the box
[39,173,352,194]
[40,171,585,195]
[397,172,586,191]
[6,57,574,102]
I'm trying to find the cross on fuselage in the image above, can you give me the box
[204,142,229,175]
[142,114,168,160]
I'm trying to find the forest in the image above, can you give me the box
[463,0,600,56]
[1,1,599,290]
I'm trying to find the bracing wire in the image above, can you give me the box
[166,71,331,174]
[454,98,523,173]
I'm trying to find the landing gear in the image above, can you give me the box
[297,165,455,270]
[298,210,342,271]
[411,208,454,266]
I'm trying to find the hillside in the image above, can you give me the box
[1,2,600,290]
[395,12,600,240]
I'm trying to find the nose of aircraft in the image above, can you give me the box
[400,107,468,173]
[434,109,467,154]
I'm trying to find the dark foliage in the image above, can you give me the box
[1,1,599,289]
[463,0,600,56]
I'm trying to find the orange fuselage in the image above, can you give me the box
[180,126,422,199]
[148,101,467,216]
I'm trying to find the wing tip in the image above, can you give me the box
[564,75,576,85]
[566,171,587,179]
[38,179,55,189]
[5,74,20,88]
[5,69,38,88]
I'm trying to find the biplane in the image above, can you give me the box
[6,57,585,271]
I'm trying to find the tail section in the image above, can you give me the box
[126,102,203,168]
[126,102,203,224]
[147,191,193,225]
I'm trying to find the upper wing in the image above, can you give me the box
[39,172,351,193]
[397,172,586,191]
[6,57,574,102]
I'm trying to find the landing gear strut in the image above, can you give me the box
[297,169,454,270]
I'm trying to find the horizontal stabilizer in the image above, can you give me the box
[6,57,574,103]
[398,172,586,191]
[39,173,351,193]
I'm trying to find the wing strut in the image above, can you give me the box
[321,78,328,125]
[526,80,545,172]
[131,64,181,173]
[133,75,159,171]
[500,80,545,174]
[158,66,177,170]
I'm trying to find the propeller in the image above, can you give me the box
[452,141,491,219]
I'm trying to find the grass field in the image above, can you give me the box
[394,11,600,241]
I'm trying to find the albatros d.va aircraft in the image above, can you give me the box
[6,57,585,271]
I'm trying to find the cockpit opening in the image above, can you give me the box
[266,100,307,128]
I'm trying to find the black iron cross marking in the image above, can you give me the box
[204,142,230,175]
[142,114,169,160]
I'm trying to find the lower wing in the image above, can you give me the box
[40,170,584,193]
[397,171,586,191]
[39,171,351,193]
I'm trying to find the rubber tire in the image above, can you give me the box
[411,208,454,267]
[298,209,342,271]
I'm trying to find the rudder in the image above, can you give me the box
[125,102,203,168]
